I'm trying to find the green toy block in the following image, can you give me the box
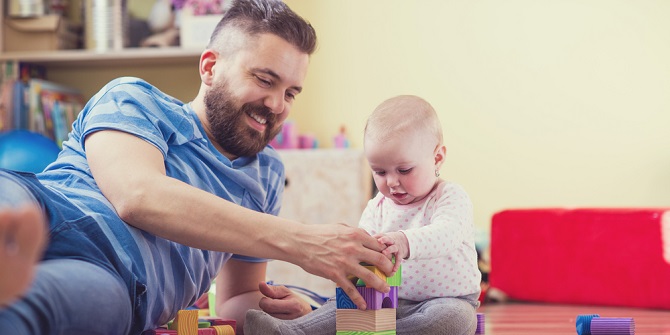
[336,331,396,335]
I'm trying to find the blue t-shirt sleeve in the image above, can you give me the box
[76,77,187,157]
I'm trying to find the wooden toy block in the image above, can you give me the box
[385,266,401,287]
[336,332,395,335]
[356,266,402,287]
[211,325,235,335]
[358,286,398,310]
[169,309,199,335]
[336,287,357,309]
[196,329,215,335]
[337,287,398,310]
[348,265,387,285]
[200,317,236,331]
[336,308,396,332]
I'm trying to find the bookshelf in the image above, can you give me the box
[0,47,203,67]
[0,0,203,101]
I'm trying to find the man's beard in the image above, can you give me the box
[204,80,282,158]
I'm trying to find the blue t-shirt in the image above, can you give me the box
[37,77,285,330]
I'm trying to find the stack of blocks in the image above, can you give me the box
[144,309,236,335]
[335,264,402,335]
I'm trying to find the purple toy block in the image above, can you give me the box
[357,286,398,310]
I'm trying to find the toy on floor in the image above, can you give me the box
[335,263,401,334]
[143,309,237,335]
[475,312,485,334]
[576,314,635,335]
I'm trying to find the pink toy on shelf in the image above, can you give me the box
[298,134,318,149]
[281,121,298,149]
[333,126,349,148]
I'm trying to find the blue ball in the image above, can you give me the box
[0,130,61,173]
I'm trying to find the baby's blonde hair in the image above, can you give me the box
[364,95,443,147]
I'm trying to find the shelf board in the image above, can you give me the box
[0,47,203,67]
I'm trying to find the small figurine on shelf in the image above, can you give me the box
[333,126,349,148]
[298,134,319,149]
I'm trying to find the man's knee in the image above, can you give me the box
[0,172,39,209]
[0,259,132,335]
[37,259,133,322]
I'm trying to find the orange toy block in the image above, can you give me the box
[347,265,388,287]
[169,310,199,335]
[211,325,235,335]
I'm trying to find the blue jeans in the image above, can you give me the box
[0,259,132,335]
[0,170,133,334]
[0,171,38,209]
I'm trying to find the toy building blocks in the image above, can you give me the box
[171,310,199,335]
[144,310,236,335]
[337,309,396,332]
[476,312,485,334]
[576,314,635,335]
[354,265,402,287]
[336,264,401,335]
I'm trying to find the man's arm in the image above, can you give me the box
[214,259,266,333]
[85,129,393,307]
[215,260,312,333]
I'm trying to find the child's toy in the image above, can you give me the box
[298,134,318,149]
[333,126,349,148]
[590,317,635,335]
[336,264,401,334]
[143,310,236,335]
[171,309,199,335]
[269,121,298,149]
[576,314,635,335]
[476,312,485,334]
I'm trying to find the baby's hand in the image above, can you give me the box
[373,231,409,274]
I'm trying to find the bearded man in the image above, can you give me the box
[0,1,393,334]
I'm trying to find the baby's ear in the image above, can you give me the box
[434,144,447,167]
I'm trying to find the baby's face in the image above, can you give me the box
[365,132,440,205]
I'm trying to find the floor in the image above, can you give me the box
[477,303,670,334]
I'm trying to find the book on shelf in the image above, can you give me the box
[0,62,84,147]
[28,79,84,146]
[1,61,49,132]
[0,61,19,131]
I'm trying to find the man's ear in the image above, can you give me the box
[199,49,218,86]
[434,144,447,170]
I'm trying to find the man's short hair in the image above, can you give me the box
[208,0,317,55]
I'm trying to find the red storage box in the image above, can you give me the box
[490,208,670,309]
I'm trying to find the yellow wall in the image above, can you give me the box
[284,0,670,232]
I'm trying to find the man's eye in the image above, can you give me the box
[256,76,271,86]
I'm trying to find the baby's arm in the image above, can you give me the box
[374,231,409,274]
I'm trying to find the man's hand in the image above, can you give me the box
[287,223,394,310]
[374,231,409,274]
[257,282,312,320]
[0,205,46,306]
